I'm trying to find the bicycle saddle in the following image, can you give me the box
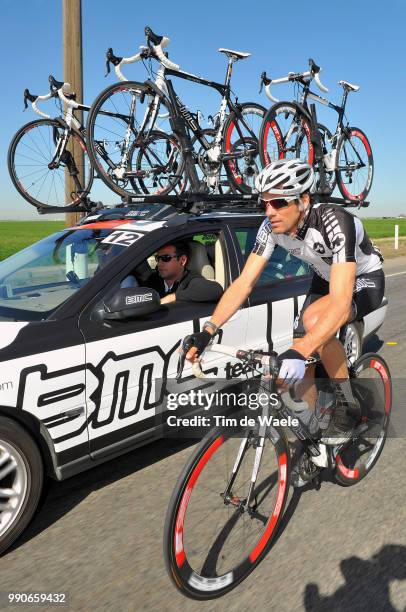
[338,80,360,92]
[218,48,251,60]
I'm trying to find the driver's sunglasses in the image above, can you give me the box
[155,254,180,263]
[259,197,293,210]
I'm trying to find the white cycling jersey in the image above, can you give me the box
[252,203,383,281]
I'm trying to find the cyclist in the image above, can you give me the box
[183,158,385,444]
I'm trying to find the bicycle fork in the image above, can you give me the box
[221,402,271,514]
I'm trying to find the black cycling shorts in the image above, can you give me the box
[293,269,385,338]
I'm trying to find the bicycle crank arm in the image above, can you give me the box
[221,149,256,161]
[337,163,365,171]
[125,166,167,178]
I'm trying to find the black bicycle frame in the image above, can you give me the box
[301,82,364,162]
[163,66,260,151]
[287,79,365,194]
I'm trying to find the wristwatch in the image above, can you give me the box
[203,321,219,335]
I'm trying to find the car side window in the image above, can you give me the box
[90,230,228,325]
[234,227,310,284]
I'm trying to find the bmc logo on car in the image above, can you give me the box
[126,293,153,305]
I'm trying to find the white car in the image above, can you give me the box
[0,203,387,554]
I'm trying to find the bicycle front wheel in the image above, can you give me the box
[86,81,173,198]
[222,102,266,194]
[335,127,373,201]
[259,102,314,167]
[8,118,93,209]
[134,130,185,195]
[335,353,391,486]
[164,427,290,599]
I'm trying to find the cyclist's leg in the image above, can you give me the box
[292,277,329,408]
[301,295,350,379]
[312,269,385,378]
[298,295,358,443]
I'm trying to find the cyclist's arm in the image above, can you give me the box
[295,261,357,357]
[185,252,268,360]
[211,253,268,327]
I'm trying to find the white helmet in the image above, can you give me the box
[255,158,315,198]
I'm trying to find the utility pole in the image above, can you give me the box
[63,0,84,226]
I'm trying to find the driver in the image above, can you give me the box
[183,158,385,445]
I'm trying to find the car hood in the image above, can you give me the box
[0,322,29,350]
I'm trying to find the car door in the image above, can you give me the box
[78,221,249,459]
[228,218,312,354]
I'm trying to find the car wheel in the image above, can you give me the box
[344,321,363,365]
[0,417,43,555]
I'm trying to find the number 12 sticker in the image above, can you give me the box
[102,231,143,247]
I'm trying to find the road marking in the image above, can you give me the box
[386,342,398,346]
[385,271,406,278]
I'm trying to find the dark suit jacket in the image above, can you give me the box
[146,269,223,302]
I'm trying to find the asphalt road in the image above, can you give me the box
[1,258,405,612]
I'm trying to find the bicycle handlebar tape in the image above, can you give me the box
[144,26,163,46]
[314,72,329,93]
[153,41,180,71]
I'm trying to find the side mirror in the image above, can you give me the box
[103,287,160,320]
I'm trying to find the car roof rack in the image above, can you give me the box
[35,191,369,218]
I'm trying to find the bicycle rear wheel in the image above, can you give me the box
[259,102,314,167]
[8,118,93,209]
[335,127,373,201]
[335,353,391,486]
[222,103,266,194]
[86,81,176,197]
[164,427,290,599]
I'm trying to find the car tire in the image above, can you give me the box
[343,321,363,365]
[0,417,44,556]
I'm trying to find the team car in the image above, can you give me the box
[0,202,387,554]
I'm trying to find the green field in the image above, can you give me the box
[0,217,404,262]
[362,218,406,239]
[0,221,65,261]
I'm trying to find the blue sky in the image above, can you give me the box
[1,0,405,219]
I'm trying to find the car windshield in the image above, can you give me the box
[0,226,143,321]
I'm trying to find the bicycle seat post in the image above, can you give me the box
[224,56,235,90]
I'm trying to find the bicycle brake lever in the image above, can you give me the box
[105,48,123,76]
[23,88,37,110]
[259,71,271,94]
[176,352,186,380]
[176,336,195,380]
[309,58,321,74]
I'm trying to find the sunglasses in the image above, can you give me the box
[260,197,295,210]
[155,254,180,263]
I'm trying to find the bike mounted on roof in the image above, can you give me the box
[258,59,374,202]
[8,26,373,217]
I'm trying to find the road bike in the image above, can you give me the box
[7,76,94,210]
[86,26,266,198]
[163,332,391,599]
[258,60,374,202]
